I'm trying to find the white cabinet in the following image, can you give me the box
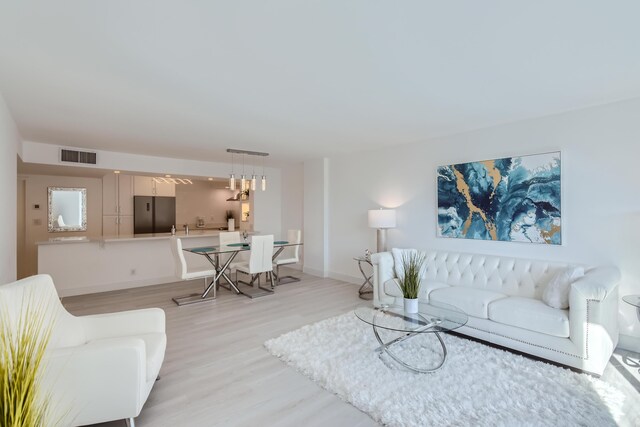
[119,215,134,236]
[134,176,155,196]
[118,175,134,215]
[102,174,119,215]
[103,215,119,236]
[103,215,134,236]
[134,176,175,196]
[155,181,175,196]
[103,174,134,235]
[103,174,134,215]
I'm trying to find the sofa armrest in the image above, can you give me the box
[82,308,166,341]
[569,266,620,374]
[44,337,147,425]
[571,266,621,301]
[371,252,396,306]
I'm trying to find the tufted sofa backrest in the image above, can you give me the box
[422,251,578,300]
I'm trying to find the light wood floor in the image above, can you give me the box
[62,269,379,427]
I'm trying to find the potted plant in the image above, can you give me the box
[397,251,426,313]
[1,299,57,426]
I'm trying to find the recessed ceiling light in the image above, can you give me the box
[165,174,171,178]
[208,177,213,181]
[114,170,120,174]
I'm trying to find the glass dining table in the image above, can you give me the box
[172,240,302,305]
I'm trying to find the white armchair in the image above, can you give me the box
[0,274,166,427]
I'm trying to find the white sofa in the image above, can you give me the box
[372,250,620,375]
[0,274,166,427]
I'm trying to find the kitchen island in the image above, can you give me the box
[37,230,250,297]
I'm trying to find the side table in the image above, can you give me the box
[354,256,373,300]
[622,295,640,373]
[623,295,640,321]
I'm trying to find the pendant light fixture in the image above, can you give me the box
[261,155,267,191]
[229,152,236,191]
[226,148,268,192]
[250,156,257,191]
[240,153,246,191]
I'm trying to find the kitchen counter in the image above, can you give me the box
[36,229,251,245]
[37,229,256,297]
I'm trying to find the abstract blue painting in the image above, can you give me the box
[437,152,561,244]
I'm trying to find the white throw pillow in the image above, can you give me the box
[542,266,585,309]
[391,248,415,280]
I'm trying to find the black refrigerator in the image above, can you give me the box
[134,196,176,234]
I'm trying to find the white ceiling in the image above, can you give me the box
[2,1,639,164]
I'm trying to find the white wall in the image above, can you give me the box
[306,98,640,347]
[303,158,329,277]
[22,175,103,278]
[281,162,304,233]
[175,181,244,229]
[0,93,20,285]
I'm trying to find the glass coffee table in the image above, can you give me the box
[355,302,468,373]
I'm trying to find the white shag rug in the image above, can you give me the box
[264,312,638,427]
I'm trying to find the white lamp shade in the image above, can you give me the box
[368,209,396,229]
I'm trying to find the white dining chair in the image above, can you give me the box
[170,237,218,304]
[219,231,248,270]
[273,229,302,285]
[235,235,275,290]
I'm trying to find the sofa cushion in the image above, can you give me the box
[488,297,570,338]
[384,278,449,301]
[429,287,507,318]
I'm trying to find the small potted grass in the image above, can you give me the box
[1,298,58,426]
[397,251,426,313]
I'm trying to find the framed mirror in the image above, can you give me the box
[48,187,87,232]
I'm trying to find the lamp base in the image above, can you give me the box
[376,229,388,253]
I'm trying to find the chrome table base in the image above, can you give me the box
[172,252,240,306]
[372,324,448,373]
[355,257,373,300]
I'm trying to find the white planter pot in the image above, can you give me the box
[403,298,419,314]
[228,218,235,231]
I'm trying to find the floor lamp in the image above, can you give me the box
[368,209,396,253]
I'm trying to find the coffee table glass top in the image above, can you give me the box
[355,302,468,334]
[623,295,640,308]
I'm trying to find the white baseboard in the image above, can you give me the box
[329,271,362,286]
[58,276,177,298]
[617,333,640,352]
[303,266,328,277]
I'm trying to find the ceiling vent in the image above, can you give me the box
[60,148,97,165]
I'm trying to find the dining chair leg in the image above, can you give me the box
[269,271,275,289]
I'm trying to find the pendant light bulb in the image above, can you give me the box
[251,175,257,191]
[261,175,267,191]
[229,174,236,191]
[240,175,246,191]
